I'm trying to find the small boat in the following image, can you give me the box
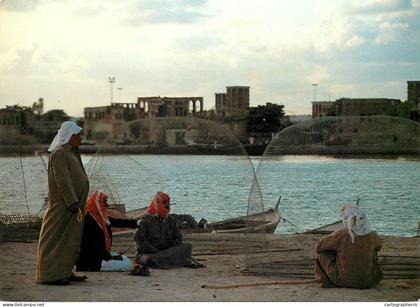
[303,220,343,234]
[119,197,282,234]
[203,205,280,234]
[303,199,360,234]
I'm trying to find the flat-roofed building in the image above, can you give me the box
[226,86,250,117]
[137,96,203,118]
[407,81,420,103]
[215,93,227,117]
[0,105,69,143]
[84,102,145,141]
[335,98,401,117]
[312,101,334,118]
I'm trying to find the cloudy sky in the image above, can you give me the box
[0,0,419,116]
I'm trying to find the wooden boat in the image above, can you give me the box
[203,206,280,234]
[303,199,360,234]
[117,197,282,234]
[302,220,343,234]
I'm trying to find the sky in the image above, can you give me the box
[0,0,419,117]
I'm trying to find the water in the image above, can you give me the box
[255,155,420,236]
[1,155,419,237]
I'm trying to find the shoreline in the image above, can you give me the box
[1,144,419,158]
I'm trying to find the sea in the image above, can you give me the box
[1,154,419,237]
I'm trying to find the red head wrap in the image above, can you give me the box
[85,191,111,253]
[147,192,171,219]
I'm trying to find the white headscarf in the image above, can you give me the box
[341,204,372,243]
[48,121,83,152]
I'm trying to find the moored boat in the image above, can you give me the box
[116,197,281,234]
[302,220,343,234]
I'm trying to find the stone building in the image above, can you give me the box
[226,86,250,117]
[215,93,227,117]
[311,101,334,118]
[213,86,250,142]
[334,98,401,117]
[27,109,70,142]
[407,81,420,103]
[84,103,145,141]
[311,98,401,118]
[0,106,25,135]
[84,96,204,142]
[137,96,204,117]
[0,105,69,144]
[311,81,420,119]
[406,81,420,121]
[214,86,250,118]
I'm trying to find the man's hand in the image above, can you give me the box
[69,202,79,213]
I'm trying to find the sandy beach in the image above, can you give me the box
[1,232,419,302]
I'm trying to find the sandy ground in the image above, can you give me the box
[0,233,419,302]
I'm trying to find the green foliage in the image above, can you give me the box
[247,103,285,133]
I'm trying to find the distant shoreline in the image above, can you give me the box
[0,144,419,159]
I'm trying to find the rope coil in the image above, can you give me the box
[77,208,83,222]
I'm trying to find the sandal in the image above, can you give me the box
[43,278,70,286]
[68,273,88,282]
[130,265,150,277]
[184,259,205,269]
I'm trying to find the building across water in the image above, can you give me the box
[0,99,70,144]
[84,96,204,142]
[311,81,420,120]
[215,86,250,118]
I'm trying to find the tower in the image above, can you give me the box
[226,86,250,117]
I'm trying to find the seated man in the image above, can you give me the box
[131,192,202,275]
[76,191,139,272]
[315,204,382,289]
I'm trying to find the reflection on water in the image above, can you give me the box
[1,154,419,237]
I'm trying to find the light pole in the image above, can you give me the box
[108,77,116,103]
[312,83,318,102]
[117,87,123,102]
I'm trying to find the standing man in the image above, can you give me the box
[36,121,90,285]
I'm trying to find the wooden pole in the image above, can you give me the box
[202,278,321,289]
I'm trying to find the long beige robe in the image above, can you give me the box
[36,144,89,282]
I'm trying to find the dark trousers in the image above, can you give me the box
[75,252,102,272]
[135,243,192,269]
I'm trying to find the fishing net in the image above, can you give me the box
[3,114,418,281]
[84,116,264,259]
[244,115,420,278]
[85,117,262,216]
[0,125,49,240]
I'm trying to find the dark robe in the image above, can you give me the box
[134,213,192,269]
[36,144,89,283]
[76,215,137,271]
[316,228,382,289]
